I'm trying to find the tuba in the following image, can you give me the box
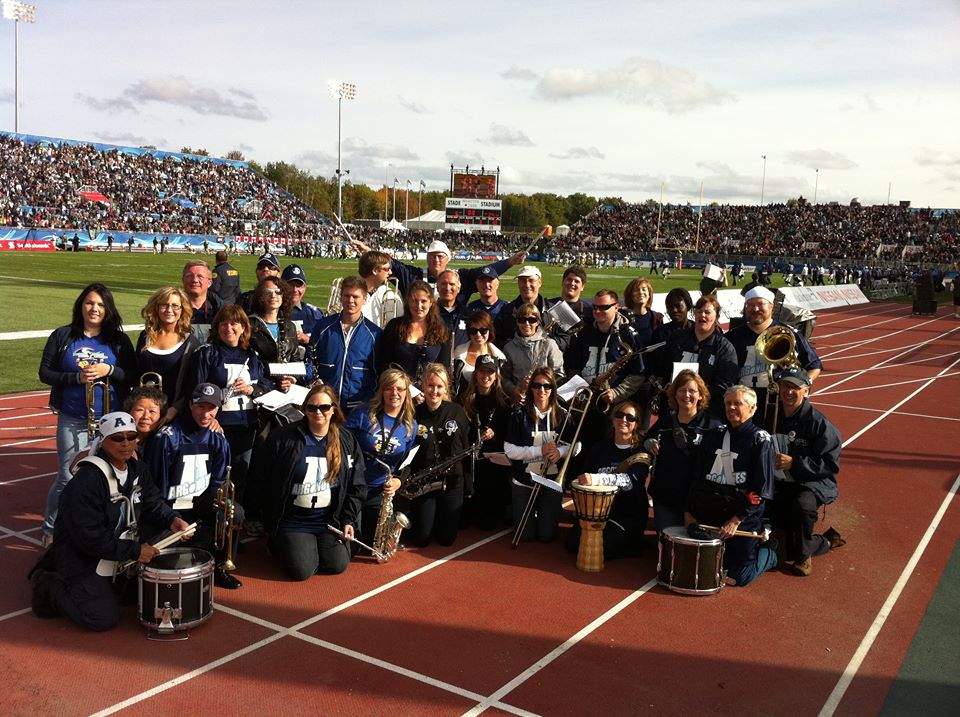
[86,379,110,439]
[512,386,594,548]
[372,458,411,563]
[213,466,237,571]
[754,325,799,431]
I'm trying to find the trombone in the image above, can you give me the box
[511,387,593,548]
[139,372,163,390]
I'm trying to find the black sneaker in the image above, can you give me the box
[214,566,242,590]
[823,527,847,550]
[31,570,60,618]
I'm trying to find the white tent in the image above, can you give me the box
[555,224,571,236]
[405,209,446,232]
[381,218,407,232]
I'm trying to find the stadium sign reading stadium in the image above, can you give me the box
[444,198,502,232]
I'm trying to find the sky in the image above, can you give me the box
[1,0,958,208]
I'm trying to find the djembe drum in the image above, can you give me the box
[570,483,619,572]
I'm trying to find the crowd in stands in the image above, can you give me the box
[0,135,336,241]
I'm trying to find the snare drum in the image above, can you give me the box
[139,547,214,633]
[570,483,619,572]
[657,526,725,595]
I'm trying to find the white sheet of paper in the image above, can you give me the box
[544,301,580,331]
[557,374,589,403]
[255,383,310,410]
[268,361,307,377]
[398,445,420,471]
[408,384,423,399]
[704,263,723,281]
[531,473,563,492]
[672,361,700,381]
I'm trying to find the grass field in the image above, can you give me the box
[0,249,925,394]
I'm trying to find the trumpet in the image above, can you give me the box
[139,371,163,390]
[85,378,110,439]
[512,386,594,548]
[213,466,237,571]
[754,325,799,432]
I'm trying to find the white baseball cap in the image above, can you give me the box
[427,240,452,257]
[743,286,775,303]
[517,265,542,279]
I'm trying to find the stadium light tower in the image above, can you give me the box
[327,80,357,222]
[2,0,37,133]
[760,154,767,206]
[813,168,820,204]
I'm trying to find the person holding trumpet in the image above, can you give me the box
[38,283,137,548]
[29,412,190,631]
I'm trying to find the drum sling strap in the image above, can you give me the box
[77,456,139,578]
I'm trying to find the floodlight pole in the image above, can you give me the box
[392,177,398,221]
[418,181,424,225]
[328,80,356,222]
[813,168,819,204]
[3,1,37,133]
[695,180,704,253]
[760,154,767,206]
[655,179,664,250]
[405,179,410,225]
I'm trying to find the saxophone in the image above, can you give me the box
[591,324,639,413]
[371,458,411,563]
[398,436,484,500]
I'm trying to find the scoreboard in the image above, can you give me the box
[445,198,502,231]
[452,173,497,199]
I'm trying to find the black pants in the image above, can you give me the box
[466,460,511,530]
[769,482,830,562]
[52,572,123,632]
[399,482,464,548]
[357,486,387,553]
[269,530,350,580]
[223,425,256,513]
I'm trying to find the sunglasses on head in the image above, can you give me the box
[262,287,282,296]
[613,411,638,423]
[108,432,139,443]
[468,327,489,335]
[593,303,616,312]
[305,403,334,414]
[517,317,538,325]
[531,382,553,390]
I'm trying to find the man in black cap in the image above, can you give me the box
[211,250,241,306]
[142,383,242,588]
[239,252,282,314]
[283,263,324,344]
[766,366,844,576]
[466,266,509,319]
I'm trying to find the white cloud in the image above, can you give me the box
[551,146,605,160]
[397,95,426,114]
[446,150,487,167]
[342,137,420,161]
[78,76,268,121]
[510,56,734,114]
[478,123,534,147]
[501,65,538,81]
[915,147,960,182]
[91,131,166,147]
[784,149,857,171]
[839,93,880,112]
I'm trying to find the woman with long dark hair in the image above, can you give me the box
[254,384,366,579]
[378,280,451,384]
[249,275,301,392]
[452,310,505,395]
[38,283,136,546]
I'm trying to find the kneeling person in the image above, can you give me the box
[253,384,367,580]
[31,412,189,631]
[142,383,241,588]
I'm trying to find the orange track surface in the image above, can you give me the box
[1,303,958,716]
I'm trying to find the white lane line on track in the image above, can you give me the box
[815,372,960,397]
[0,391,48,401]
[0,608,31,623]
[0,411,53,423]
[818,318,953,358]
[0,437,56,449]
[818,474,960,717]
[822,348,959,368]
[816,304,906,327]
[0,471,55,486]
[815,312,915,340]
[813,402,960,423]
[0,450,55,457]
[0,524,42,545]
[462,579,658,717]
[91,530,528,717]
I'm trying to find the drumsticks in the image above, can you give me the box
[698,524,771,542]
[117,522,199,572]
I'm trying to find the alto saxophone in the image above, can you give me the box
[371,459,410,563]
[591,324,639,413]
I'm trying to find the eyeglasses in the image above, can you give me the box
[517,317,538,325]
[262,288,282,296]
[468,327,489,336]
[108,433,139,443]
[305,403,334,414]
[613,411,638,423]
[531,382,553,390]
[159,303,182,311]
[593,303,617,312]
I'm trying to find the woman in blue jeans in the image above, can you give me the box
[38,283,136,546]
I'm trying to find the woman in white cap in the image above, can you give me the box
[30,412,190,631]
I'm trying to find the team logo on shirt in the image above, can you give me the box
[73,346,108,368]
[444,420,459,436]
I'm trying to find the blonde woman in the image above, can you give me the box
[254,384,366,579]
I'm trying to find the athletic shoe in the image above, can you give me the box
[823,527,846,550]
[791,556,813,576]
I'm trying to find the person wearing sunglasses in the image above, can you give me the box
[567,400,650,560]
[249,276,302,393]
[253,384,366,579]
[504,367,569,542]
[142,383,241,589]
[466,266,509,320]
[452,311,506,395]
[494,265,564,348]
[30,412,191,630]
[644,370,722,532]
[501,304,565,405]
